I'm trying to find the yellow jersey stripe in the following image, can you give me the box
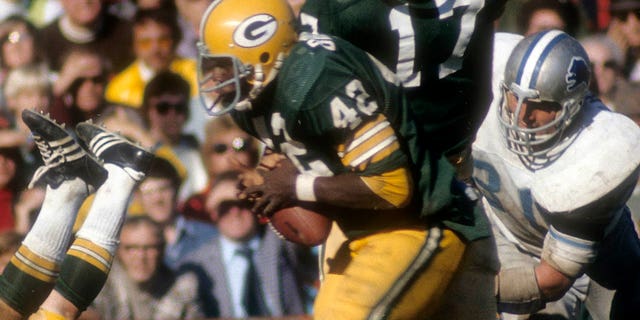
[31,308,68,320]
[342,115,400,168]
[342,127,398,167]
[350,135,398,168]
[347,119,390,153]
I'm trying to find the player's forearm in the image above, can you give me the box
[312,174,393,209]
[495,266,544,314]
[495,261,573,315]
[312,169,411,210]
[534,259,573,301]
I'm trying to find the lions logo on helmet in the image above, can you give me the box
[566,57,589,92]
[197,0,297,116]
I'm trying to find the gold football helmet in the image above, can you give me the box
[197,0,298,116]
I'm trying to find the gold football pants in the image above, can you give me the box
[314,225,466,319]
[28,309,67,320]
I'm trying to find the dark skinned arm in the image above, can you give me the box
[239,156,400,216]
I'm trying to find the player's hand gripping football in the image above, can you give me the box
[238,152,298,216]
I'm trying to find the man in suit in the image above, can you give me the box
[176,171,318,318]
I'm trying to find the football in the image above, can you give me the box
[266,205,332,246]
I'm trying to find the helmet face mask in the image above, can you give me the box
[197,48,252,116]
[498,82,569,158]
[197,0,297,116]
[499,30,590,161]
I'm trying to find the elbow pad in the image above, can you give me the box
[541,225,598,278]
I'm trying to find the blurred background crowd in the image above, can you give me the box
[0,0,638,319]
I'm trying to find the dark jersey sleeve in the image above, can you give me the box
[272,35,409,176]
[300,0,506,239]
[300,0,507,155]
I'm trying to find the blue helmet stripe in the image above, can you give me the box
[515,31,547,86]
[515,30,568,90]
[529,33,568,88]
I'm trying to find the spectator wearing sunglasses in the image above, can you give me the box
[607,0,640,82]
[105,8,197,110]
[176,171,317,318]
[581,33,640,123]
[48,47,126,128]
[105,7,211,143]
[108,70,207,208]
[146,71,207,204]
[181,115,262,222]
[200,115,261,180]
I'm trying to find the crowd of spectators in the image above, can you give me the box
[0,1,317,319]
[0,0,638,319]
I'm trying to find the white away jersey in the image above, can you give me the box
[472,33,640,255]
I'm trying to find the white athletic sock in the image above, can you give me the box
[75,164,138,254]
[22,178,89,264]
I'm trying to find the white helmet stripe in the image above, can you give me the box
[515,30,567,90]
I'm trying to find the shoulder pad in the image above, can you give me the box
[276,42,326,113]
[533,105,640,213]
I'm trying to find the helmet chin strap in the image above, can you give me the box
[264,52,285,85]
[236,52,286,112]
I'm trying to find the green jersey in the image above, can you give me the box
[232,34,408,179]
[232,34,484,240]
[299,0,507,239]
[300,0,506,155]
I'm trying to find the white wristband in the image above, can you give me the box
[295,174,317,202]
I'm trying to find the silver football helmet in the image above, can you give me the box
[499,30,591,159]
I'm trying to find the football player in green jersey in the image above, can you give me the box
[197,0,501,318]
[298,0,507,316]
[299,0,507,211]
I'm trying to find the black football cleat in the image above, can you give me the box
[22,109,107,190]
[75,121,154,182]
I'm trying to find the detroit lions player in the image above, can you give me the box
[473,30,640,319]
